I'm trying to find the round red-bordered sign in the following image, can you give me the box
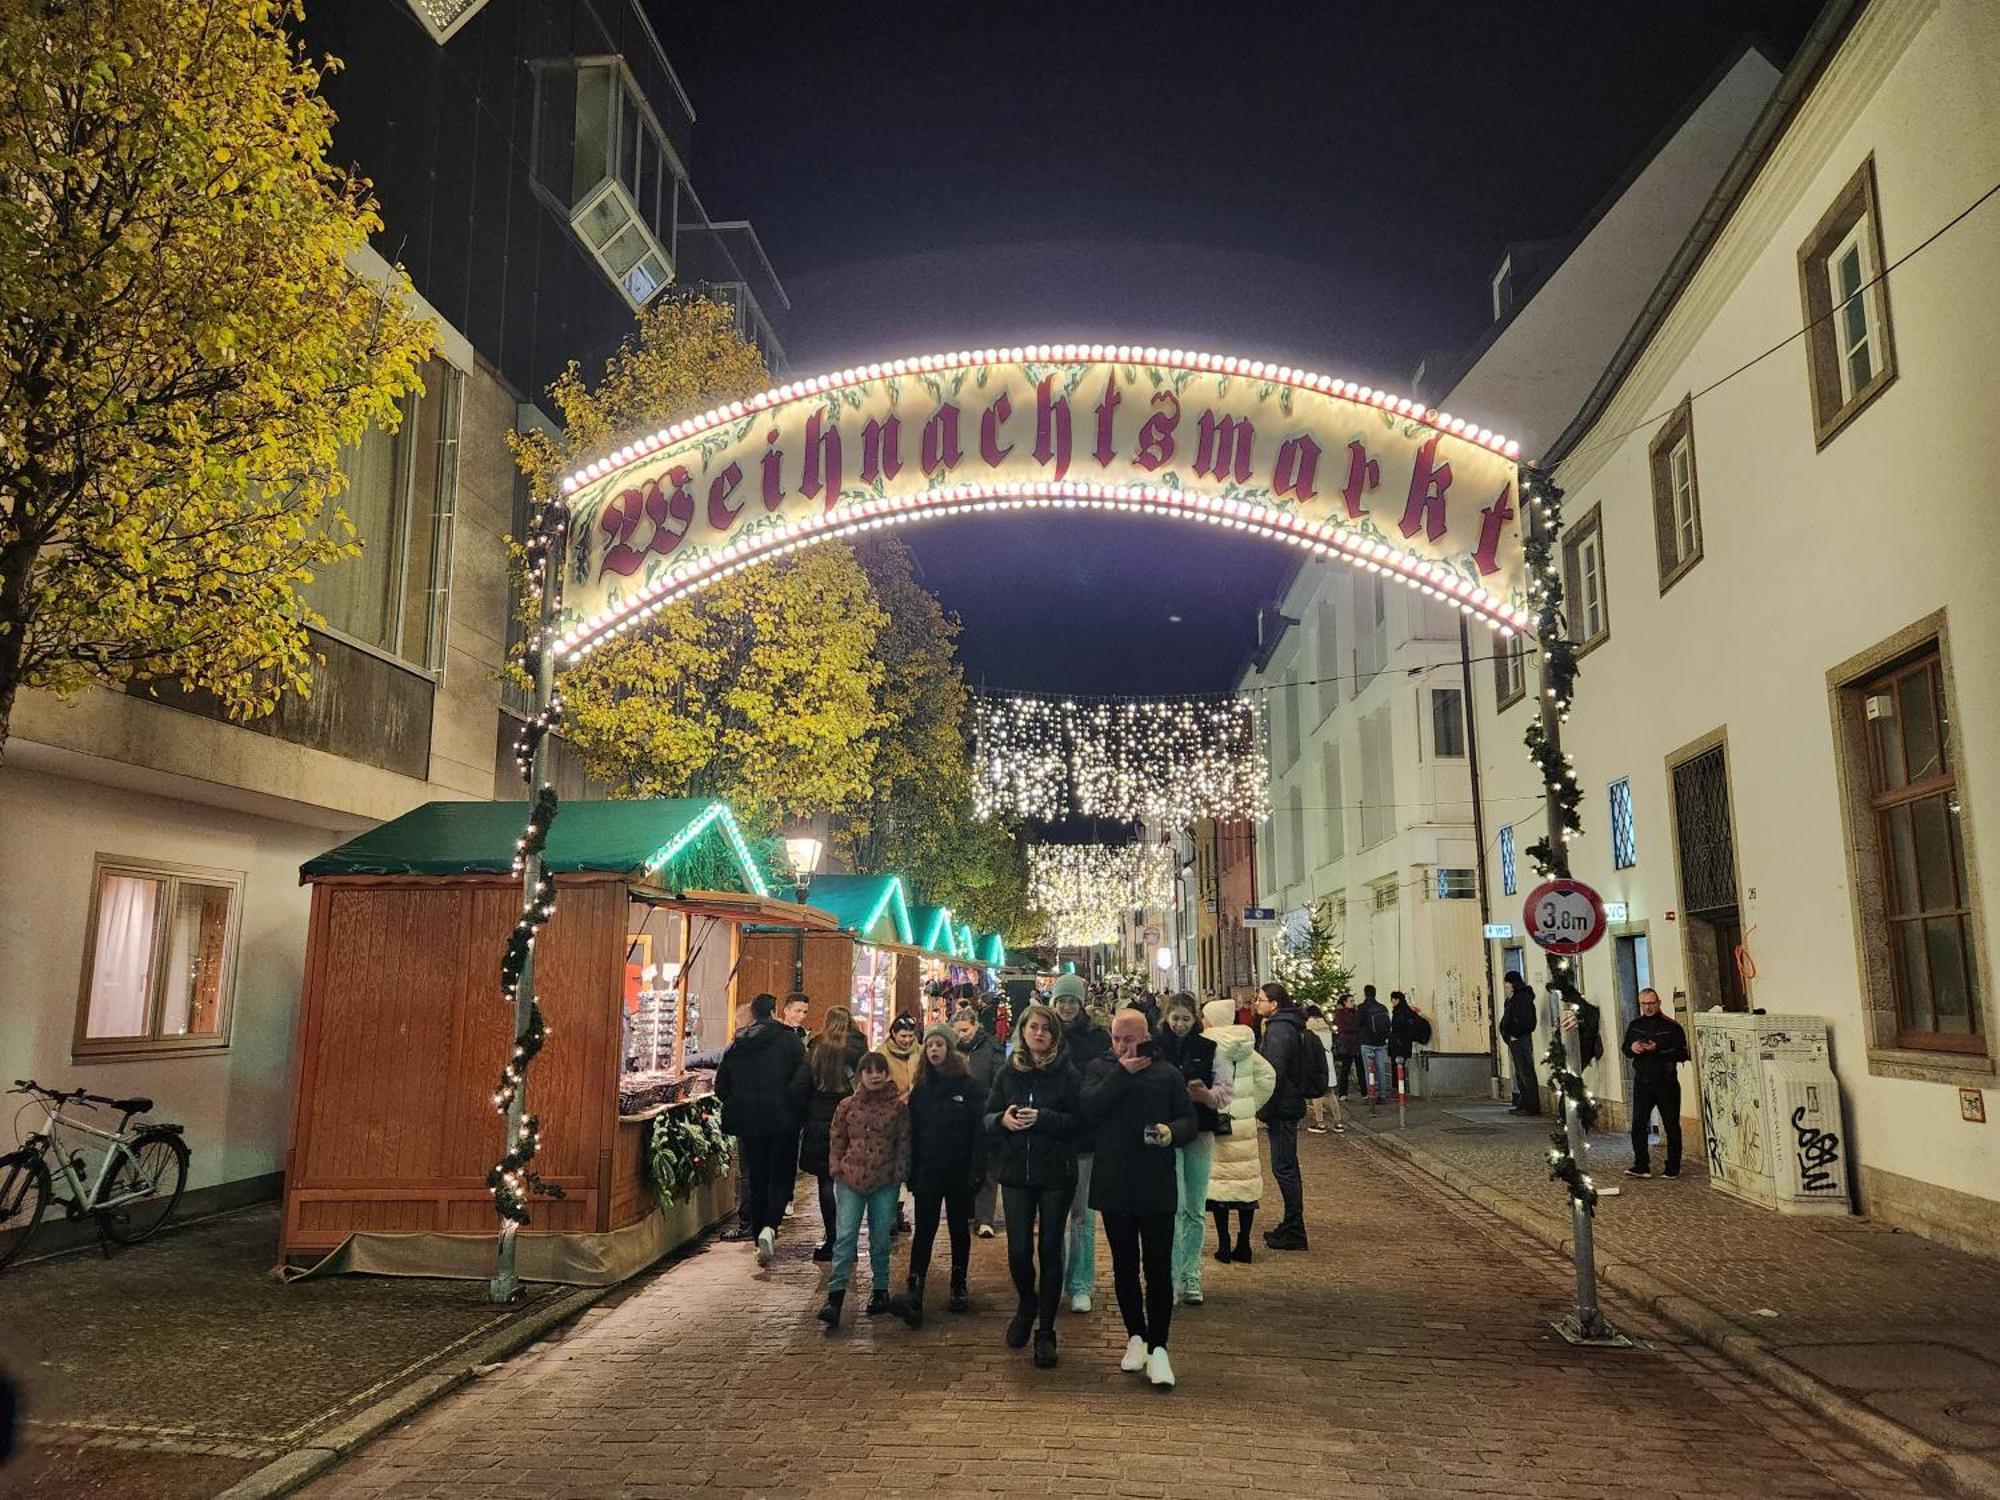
[1523,879,1608,955]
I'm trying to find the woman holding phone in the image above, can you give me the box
[983,1001,1080,1369]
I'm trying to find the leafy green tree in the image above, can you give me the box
[0,0,438,758]
[511,297,887,833]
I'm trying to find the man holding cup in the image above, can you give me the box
[1079,1008,1196,1389]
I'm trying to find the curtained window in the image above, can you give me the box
[77,859,242,1058]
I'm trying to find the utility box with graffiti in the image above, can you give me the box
[1693,1011,1851,1216]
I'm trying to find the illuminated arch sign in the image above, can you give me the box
[553,345,1531,662]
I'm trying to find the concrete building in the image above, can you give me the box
[1471,0,2000,1255]
[1237,40,1782,1096]
[0,0,786,1220]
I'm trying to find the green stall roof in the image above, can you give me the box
[301,798,768,896]
[908,904,959,956]
[758,873,913,946]
[974,932,1007,967]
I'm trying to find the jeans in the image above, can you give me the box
[1064,1153,1096,1297]
[1507,1034,1542,1114]
[1631,1077,1682,1173]
[739,1134,792,1237]
[1002,1182,1075,1332]
[1101,1209,1176,1349]
[1171,1134,1214,1294]
[829,1181,898,1294]
[1267,1117,1303,1233]
[973,1173,999,1229]
[909,1179,974,1283]
[1361,1043,1392,1103]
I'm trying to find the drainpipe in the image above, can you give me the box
[1460,618,1502,1094]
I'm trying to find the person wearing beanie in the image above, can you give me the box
[1049,973,1109,1314]
[1201,997,1276,1263]
[890,1024,983,1326]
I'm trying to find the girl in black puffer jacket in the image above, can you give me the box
[890,1025,984,1327]
[983,1002,1081,1369]
[795,1006,869,1261]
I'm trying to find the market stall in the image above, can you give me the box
[281,798,830,1283]
[737,873,913,1044]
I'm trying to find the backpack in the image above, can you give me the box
[1411,1012,1433,1046]
[1362,1003,1392,1047]
[1295,1023,1330,1100]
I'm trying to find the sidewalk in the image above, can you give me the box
[0,1204,600,1499]
[1350,1095,2000,1499]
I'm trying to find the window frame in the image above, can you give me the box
[1493,634,1527,713]
[1431,687,1467,759]
[1562,504,1610,654]
[73,854,245,1062]
[1828,614,1993,1081]
[1436,868,1477,900]
[1609,777,1638,871]
[1647,398,1704,593]
[1499,825,1518,898]
[1798,157,1897,450]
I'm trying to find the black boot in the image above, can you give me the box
[1005,1300,1034,1349]
[1033,1326,1058,1369]
[948,1268,970,1313]
[890,1272,925,1329]
[865,1287,892,1317]
[1211,1209,1233,1262]
[816,1288,845,1332]
[1234,1211,1254,1264]
[812,1242,832,1263]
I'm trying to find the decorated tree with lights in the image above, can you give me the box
[0,0,437,760]
[511,298,889,832]
[1272,901,1354,1009]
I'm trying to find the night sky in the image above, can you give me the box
[648,1,1825,695]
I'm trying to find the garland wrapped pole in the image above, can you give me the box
[1520,464,1625,1347]
[489,498,570,1303]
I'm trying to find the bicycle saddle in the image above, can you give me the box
[103,1095,152,1114]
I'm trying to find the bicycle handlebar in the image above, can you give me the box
[11,1080,99,1107]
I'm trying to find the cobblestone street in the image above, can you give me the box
[305,1131,1933,1500]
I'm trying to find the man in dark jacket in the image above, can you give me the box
[1252,981,1310,1251]
[1051,975,1110,1311]
[1499,973,1541,1116]
[955,1006,1004,1235]
[1622,988,1690,1178]
[713,992,807,1267]
[1331,995,1362,1099]
[1357,984,1393,1108]
[1080,1009,1195,1389]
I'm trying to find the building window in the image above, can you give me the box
[1431,688,1466,758]
[533,59,679,310]
[1493,635,1527,711]
[1320,741,1346,863]
[1499,825,1518,897]
[75,857,243,1059]
[1563,506,1609,651]
[1315,598,1340,722]
[1648,399,1703,590]
[1359,707,1394,849]
[1352,574,1387,691]
[1286,785,1307,885]
[1858,649,1980,1051]
[301,356,462,673]
[1372,879,1400,913]
[1799,158,1896,448]
[1609,778,1638,870]
[404,0,489,43]
[1436,868,1477,900]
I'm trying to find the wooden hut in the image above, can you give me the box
[281,798,829,1283]
[736,874,915,1045]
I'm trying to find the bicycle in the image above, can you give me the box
[0,1079,190,1271]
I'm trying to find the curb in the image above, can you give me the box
[1360,1127,2000,1500]
[212,1282,607,1500]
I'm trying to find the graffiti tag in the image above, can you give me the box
[1792,1105,1841,1194]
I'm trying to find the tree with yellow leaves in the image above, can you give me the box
[512,297,887,832]
[0,0,438,758]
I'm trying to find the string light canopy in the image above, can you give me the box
[974,692,1268,826]
[1029,843,1178,949]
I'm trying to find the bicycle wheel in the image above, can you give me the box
[0,1149,52,1271]
[98,1129,188,1245]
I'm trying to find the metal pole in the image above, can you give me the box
[1558,1009,1606,1337]
[491,587,557,1304]
[1459,617,1502,1098]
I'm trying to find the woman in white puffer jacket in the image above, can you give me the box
[1201,998,1277,1264]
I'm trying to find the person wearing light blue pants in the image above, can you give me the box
[829,1181,898,1296]
[1049,976,1109,1311]
[815,1053,909,1331]
[1153,992,1221,1302]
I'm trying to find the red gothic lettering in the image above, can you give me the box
[980,391,1014,466]
[760,428,785,511]
[1398,434,1452,543]
[598,471,695,577]
[1033,375,1072,480]
[1273,433,1322,502]
[1093,376,1121,468]
[707,461,745,534]
[1341,441,1381,518]
[800,411,842,512]
[922,403,963,474]
[1193,411,1256,483]
[1134,391,1180,471]
[1473,481,1515,576]
[861,415,903,486]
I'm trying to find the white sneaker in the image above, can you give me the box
[1120,1334,1148,1372]
[1145,1345,1176,1389]
[1181,1285,1203,1306]
[754,1227,775,1267]
[976,1223,996,1238]
[1070,1292,1092,1314]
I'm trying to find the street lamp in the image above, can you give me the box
[782,830,824,991]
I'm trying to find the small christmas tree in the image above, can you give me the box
[1272,901,1354,1009]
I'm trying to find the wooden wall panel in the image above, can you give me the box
[739,933,856,1036]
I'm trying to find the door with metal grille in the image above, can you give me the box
[1672,745,1747,1011]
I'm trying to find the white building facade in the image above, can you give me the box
[1474,0,2000,1255]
